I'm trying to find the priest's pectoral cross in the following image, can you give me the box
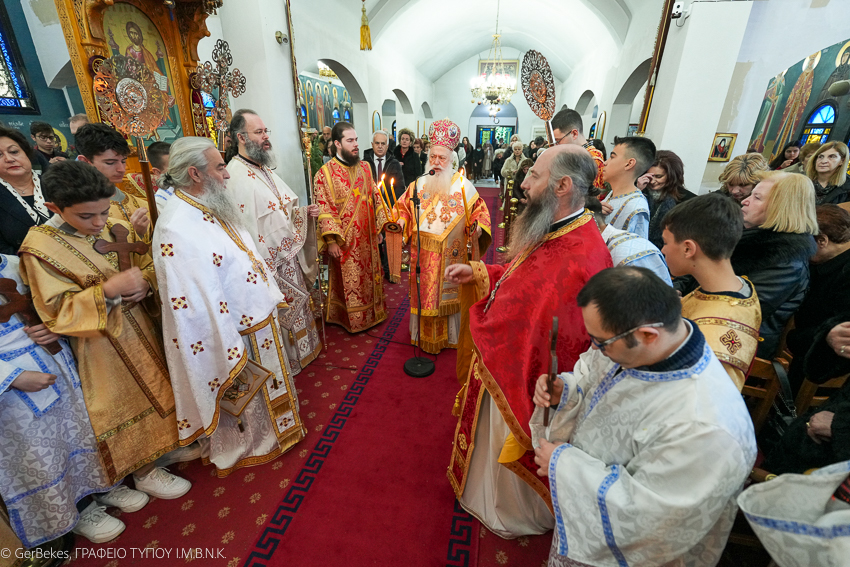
[0,279,62,355]
[94,224,149,272]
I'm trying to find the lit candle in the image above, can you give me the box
[378,175,394,220]
[460,175,471,227]
[390,178,397,207]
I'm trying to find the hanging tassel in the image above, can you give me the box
[360,0,372,51]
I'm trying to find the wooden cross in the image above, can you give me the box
[94,224,149,272]
[0,279,62,355]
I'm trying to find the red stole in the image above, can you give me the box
[449,213,613,509]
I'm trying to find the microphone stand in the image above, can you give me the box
[404,169,436,378]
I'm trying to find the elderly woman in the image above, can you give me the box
[806,141,850,205]
[717,152,769,205]
[0,127,50,254]
[762,205,850,475]
[637,150,696,250]
[500,141,525,185]
[735,172,818,358]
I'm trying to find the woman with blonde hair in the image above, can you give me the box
[735,172,818,357]
[806,141,850,204]
[718,152,769,204]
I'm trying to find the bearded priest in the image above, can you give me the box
[392,120,491,354]
[226,109,322,376]
[445,145,612,538]
[314,122,389,333]
[153,137,305,477]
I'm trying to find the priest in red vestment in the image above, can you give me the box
[445,144,613,538]
[314,122,389,333]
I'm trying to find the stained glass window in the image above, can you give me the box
[799,103,837,145]
[344,109,351,122]
[0,2,37,113]
[332,108,340,124]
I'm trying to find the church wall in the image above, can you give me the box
[18,0,70,88]
[4,0,84,151]
[699,0,850,193]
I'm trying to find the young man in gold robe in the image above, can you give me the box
[392,119,491,354]
[19,160,191,507]
[313,122,389,333]
[661,193,762,390]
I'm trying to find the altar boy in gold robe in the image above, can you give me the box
[19,160,191,503]
[661,193,762,390]
[392,120,491,354]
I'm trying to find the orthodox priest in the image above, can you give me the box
[313,122,389,333]
[153,137,305,477]
[227,109,322,375]
[392,119,491,354]
[444,145,612,538]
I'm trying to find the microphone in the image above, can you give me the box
[412,169,435,201]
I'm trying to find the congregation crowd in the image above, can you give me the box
[0,104,849,566]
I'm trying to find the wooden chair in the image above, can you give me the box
[794,373,849,415]
[742,357,786,435]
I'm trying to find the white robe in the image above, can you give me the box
[153,191,305,475]
[0,255,113,547]
[541,326,756,566]
[602,224,672,286]
[602,189,650,239]
[738,459,850,567]
[227,156,321,375]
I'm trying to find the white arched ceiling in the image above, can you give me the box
[392,89,414,114]
[369,0,631,82]
[421,102,433,118]
[614,58,652,104]
[318,59,367,103]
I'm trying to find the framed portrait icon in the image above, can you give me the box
[709,133,737,162]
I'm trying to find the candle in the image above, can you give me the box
[460,176,471,227]
[390,178,397,207]
[378,175,394,220]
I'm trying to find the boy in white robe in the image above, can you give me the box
[532,266,756,566]
[0,254,119,546]
[600,137,653,238]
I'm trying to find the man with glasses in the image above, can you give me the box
[444,144,611,538]
[226,109,323,376]
[30,122,67,173]
[390,119,490,354]
[531,266,756,566]
[551,109,605,192]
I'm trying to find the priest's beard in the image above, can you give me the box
[338,145,360,166]
[425,166,453,195]
[244,137,277,169]
[507,180,559,260]
[202,175,243,229]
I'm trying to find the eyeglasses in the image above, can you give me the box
[589,322,665,351]
[428,154,449,164]
[35,135,55,141]
[243,129,271,137]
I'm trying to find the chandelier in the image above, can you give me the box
[318,62,338,79]
[470,0,515,107]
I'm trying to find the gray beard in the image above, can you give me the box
[244,138,277,169]
[425,168,453,195]
[203,175,243,229]
[507,181,558,260]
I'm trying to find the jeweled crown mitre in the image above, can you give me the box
[429,119,461,150]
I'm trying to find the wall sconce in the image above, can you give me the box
[275,31,289,45]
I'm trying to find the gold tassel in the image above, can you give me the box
[360,0,372,51]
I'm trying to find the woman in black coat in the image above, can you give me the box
[806,141,850,205]
[735,172,819,358]
[393,128,422,187]
[637,150,696,250]
[0,127,50,254]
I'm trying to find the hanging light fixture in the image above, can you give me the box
[470,0,515,107]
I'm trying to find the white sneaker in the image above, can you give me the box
[155,442,202,468]
[72,503,125,544]
[93,484,149,513]
[133,467,192,499]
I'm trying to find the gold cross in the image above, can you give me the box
[353,187,362,198]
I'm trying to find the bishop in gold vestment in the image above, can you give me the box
[314,155,389,333]
[19,217,178,484]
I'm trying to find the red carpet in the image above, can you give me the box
[67,185,555,567]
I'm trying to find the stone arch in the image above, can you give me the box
[392,89,414,114]
[318,59,368,128]
[607,58,652,146]
[421,101,433,119]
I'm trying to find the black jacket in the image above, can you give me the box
[393,146,422,189]
[731,228,817,358]
[814,177,850,205]
[0,187,49,254]
[364,152,405,199]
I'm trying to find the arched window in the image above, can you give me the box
[300,105,307,126]
[344,109,351,123]
[332,108,340,124]
[799,103,836,145]
[392,120,397,140]
[0,2,37,113]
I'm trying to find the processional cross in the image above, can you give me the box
[94,224,149,272]
[0,279,62,355]
[192,39,247,149]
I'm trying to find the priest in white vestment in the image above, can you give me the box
[227,109,322,375]
[153,137,305,477]
[738,460,850,567]
[532,266,756,566]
